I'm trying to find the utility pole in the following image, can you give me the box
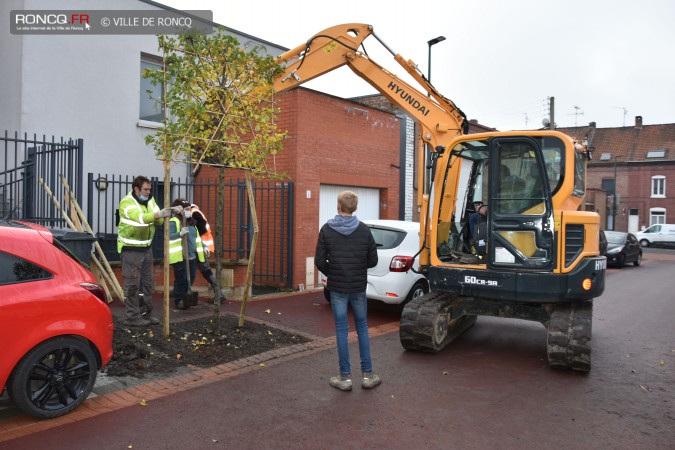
[549,96,555,130]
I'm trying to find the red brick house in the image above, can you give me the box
[558,116,675,233]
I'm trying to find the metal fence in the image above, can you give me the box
[1,131,83,224]
[87,174,294,288]
[1,130,294,288]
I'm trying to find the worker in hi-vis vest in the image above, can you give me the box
[190,203,226,302]
[169,199,205,309]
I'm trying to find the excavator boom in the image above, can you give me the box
[274,23,468,150]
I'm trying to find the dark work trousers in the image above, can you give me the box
[121,248,154,321]
[197,258,216,287]
[172,258,198,305]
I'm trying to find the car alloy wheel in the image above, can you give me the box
[8,337,97,419]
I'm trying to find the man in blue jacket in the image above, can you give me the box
[314,191,380,391]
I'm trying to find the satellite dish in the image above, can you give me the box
[542,118,550,127]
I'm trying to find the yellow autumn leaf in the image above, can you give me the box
[176,354,182,359]
[140,399,147,406]
[259,363,266,368]
[264,309,271,314]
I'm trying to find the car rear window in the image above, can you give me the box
[0,251,53,285]
[369,227,406,249]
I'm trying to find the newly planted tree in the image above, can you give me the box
[145,29,285,334]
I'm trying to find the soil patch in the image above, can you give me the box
[104,314,310,378]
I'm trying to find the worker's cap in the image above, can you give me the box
[473,200,483,206]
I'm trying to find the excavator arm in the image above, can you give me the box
[274,23,468,151]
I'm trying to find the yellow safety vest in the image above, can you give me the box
[169,217,205,264]
[117,193,162,253]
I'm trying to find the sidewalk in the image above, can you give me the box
[0,289,401,444]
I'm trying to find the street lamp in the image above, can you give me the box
[427,36,446,83]
[424,35,446,193]
[612,155,623,231]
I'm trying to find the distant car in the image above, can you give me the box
[635,223,675,247]
[599,230,608,256]
[322,220,429,305]
[0,220,114,419]
[603,230,642,267]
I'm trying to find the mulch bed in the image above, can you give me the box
[104,314,310,378]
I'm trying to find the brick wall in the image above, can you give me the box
[276,89,401,288]
[586,162,675,231]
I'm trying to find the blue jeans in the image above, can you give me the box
[330,291,373,376]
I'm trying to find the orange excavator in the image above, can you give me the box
[275,24,605,371]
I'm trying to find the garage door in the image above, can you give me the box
[319,185,380,227]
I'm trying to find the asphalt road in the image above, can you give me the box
[2,252,674,449]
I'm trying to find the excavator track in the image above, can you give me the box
[400,292,476,353]
[546,302,593,372]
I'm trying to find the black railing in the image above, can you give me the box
[1,131,83,225]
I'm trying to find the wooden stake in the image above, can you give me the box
[59,175,125,301]
[238,170,259,327]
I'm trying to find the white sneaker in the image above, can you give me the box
[329,374,352,391]
[362,372,381,389]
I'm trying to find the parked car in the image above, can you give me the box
[0,220,114,419]
[635,223,675,247]
[599,230,608,256]
[322,220,429,305]
[603,230,642,267]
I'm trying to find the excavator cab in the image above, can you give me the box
[435,134,562,271]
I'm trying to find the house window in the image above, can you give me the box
[601,178,615,195]
[651,176,665,198]
[140,54,164,123]
[650,208,665,226]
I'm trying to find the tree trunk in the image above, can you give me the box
[162,159,172,338]
[211,167,226,334]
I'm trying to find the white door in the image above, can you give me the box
[319,185,380,227]
[628,211,639,234]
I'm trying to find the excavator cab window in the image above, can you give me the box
[488,137,554,270]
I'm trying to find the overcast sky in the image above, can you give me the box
[160,0,674,131]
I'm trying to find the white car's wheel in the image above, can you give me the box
[404,281,429,305]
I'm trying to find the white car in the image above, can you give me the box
[321,220,429,305]
[635,223,675,247]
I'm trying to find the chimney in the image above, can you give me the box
[589,121,596,129]
[635,116,643,128]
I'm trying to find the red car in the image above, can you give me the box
[0,220,114,419]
